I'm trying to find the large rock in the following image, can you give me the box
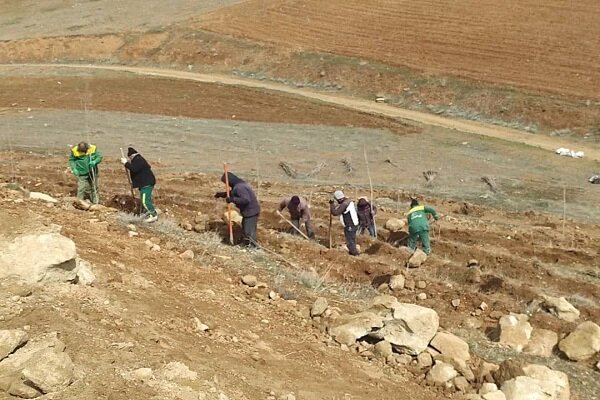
[524,329,558,357]
[75,258,96,286]
[407,249,427,268]
[0,233,78,283]
[558,321,600,361]
[541,296,580,322]
[426,361,457,385]
[430,332,470,363]
[501,365,570,400]
[370,303,439,355]
[330,312,385,346]
[0,333,74,398]
[0,330,28,361]
[21,349,74,394]
[29,192,58,204]
[522,364,570,400]
[385,218,405,232]
[497,314,532,352]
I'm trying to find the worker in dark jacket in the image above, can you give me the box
[407,198,439,255]
[215,172,260,247]
[330,190,359,256]
[120,147,157,223]
[357,197,377,237]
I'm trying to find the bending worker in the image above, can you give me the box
[407,198,439,255]
[69,141,102,204]
[278,195,314,239]
[121,147,158,223]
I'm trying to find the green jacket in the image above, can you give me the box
[69,144,102,177]
[407,205,439,233]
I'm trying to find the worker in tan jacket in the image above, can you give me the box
[278,195,314,239]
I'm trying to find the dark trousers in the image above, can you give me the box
[242,215,259,247]
[358,223,376,237]
[344,225,359,256]
[291,219,315,239]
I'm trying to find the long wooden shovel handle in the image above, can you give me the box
[119,148,136,199]
[328,211,333,249]
[276,210,310,240]
[224,163,234,245]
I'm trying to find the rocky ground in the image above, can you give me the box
[0,155,599,400]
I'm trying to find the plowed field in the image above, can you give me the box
[199,0,600,98]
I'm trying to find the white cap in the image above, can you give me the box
[333,190,345,200]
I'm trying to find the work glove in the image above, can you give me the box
[225,197,234,204]
[120,157,128,165]
[329,199,335,205]
[214,192,227,199]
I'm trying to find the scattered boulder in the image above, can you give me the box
[330,312,384,346]
[416,280,427,289]
[524,329,558,357]
[558,321,600,361]
[29,192,58,204]
[385,218,405,232]
[241,275,258,287]
[223,210,243,225]
[426,361,457,385]
[451,299,461,308]
[408,249,427,268]
[541,295,580,322]
[522,364,570,400]
[417,293,427,301]
[389,275,405,291]
[417,351,433,368]
[157,361,198,381]
[0,333,74,398]
[374,340,393,358]
[179,250,194,260]
[430,332,470,363]
[501,364,570,400]
[133,367,153,381]
[480,383,499,395]
[497,314,532,352]
[0,330,28,361]
[370,303,439,355]
[75,258,96,286]
[310,297,329,317]
[0,233,78,283]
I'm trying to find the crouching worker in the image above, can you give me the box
[357,197,377,237]
[407,198,439,255]
[330,190,359,256]
[120,147,158,223]
[69,141,102,204]
[215,172,260,247]
[278,195,315,239]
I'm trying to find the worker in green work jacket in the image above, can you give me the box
[69,142,103,204]
[407,198,439,255]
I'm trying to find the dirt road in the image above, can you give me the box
[3,63,599,161]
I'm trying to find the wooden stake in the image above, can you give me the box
[363,144,377,238]
[224,163,234,245]
[276,211,310,240]
[562,187,566,238]
[328,211,333,249]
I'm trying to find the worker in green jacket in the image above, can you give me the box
[407,198,439,255]
[69,142,103,204]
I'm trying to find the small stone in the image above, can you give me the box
[310,297,328,317]
[193,317,210,332]
[385,218,405,232]
[405,279,416,291]
[416,280,427,289]
[241,275,258,287]
[596,361,600,371]
[269,291,279,300]
[408,249,428,268]
[374,340,393,358]
[127,224,137,231]
[489,311,503,319]
[451,299,461,308]
[417,293,427,300]
[524,329,558,357]
[164,241,177,251]
[479,382,498,395]
[430,332,470,363]
[479,302,488,311]
[158,361,198,381]
[417,351,433,368]
[389,275,405,291]
[482,392,506,400]
[426,361,457,385]
[128,231,138,238]
[151,244,161,252]
[396,354,413,365]
[179,250,194,260]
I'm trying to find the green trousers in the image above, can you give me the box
[408,229,431,255]
[140,185,156,216]
[76,175,99,204]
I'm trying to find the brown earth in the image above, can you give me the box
[198,0,600,99]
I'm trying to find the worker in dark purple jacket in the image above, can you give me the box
[215,172,261,247]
